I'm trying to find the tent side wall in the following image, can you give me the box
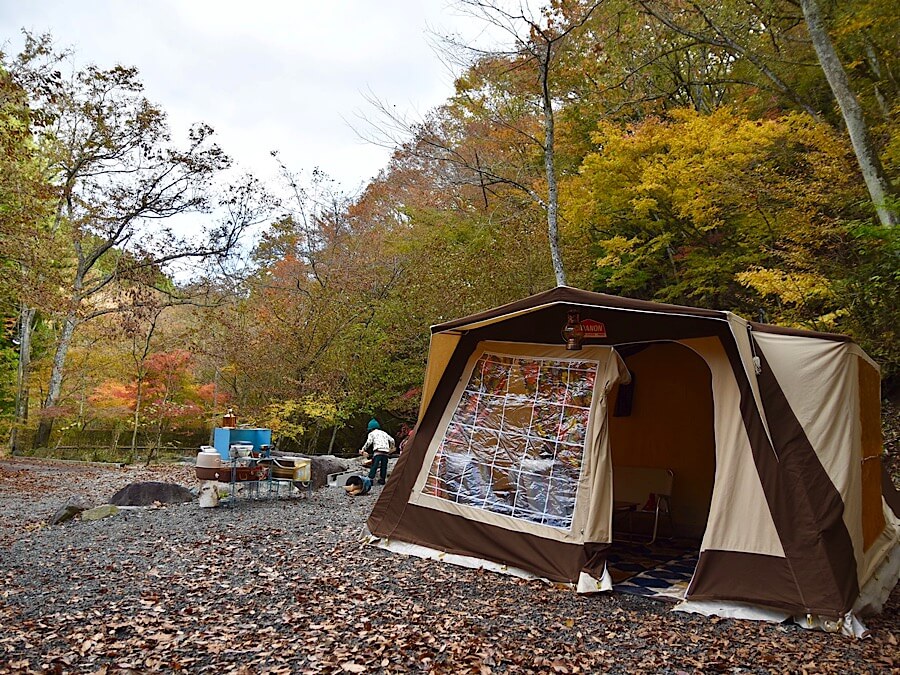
[680,336,803,611]
[683,328,875,617]
[749,335,860,614]
[753,334,900,593]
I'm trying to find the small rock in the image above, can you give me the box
[81,504,120,521]
[48,495,92,525]
[109,481,194,506]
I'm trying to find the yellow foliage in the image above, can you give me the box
[561,106,863,312]
[264,396,340,443]
[567,107,858,239]
[735,268,835,306]
[595,235,640,268]
[815,309,851,331]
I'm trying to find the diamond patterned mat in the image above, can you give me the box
[606,540,699,603]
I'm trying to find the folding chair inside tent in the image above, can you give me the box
[613,466,675,544]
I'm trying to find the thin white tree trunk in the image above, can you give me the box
[540,55,567,287]
[328,424,338,455]
[130,378,143,455]
[146,369,175,466]
[34,310,78,448]
[10,306,36,453]
[800,0,898,226]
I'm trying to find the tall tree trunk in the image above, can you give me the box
[327,424,338,455]
[129,307,160,456]
[800,0,898,227]
[146,377,173,466]
[33,311,78,448]
[9,306,36,454]
[540,54,567,287]
[130,376,144,455]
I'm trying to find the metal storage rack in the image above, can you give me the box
[220,453,312,505]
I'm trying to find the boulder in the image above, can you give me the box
[109,481,194,506]
[308,455,350,488]
[81,504,120,521]
[48,495,91,525]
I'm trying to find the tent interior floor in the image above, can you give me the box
[607,537,699,603]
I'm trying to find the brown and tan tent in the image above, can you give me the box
[367,286,899,636]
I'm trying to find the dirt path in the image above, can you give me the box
[0,458,897,673]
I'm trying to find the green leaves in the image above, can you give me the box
[263,397,343,446]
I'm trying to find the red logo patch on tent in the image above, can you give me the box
[580,319,607,338]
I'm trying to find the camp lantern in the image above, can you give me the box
[562,309,584,350]
[222,408,237,428]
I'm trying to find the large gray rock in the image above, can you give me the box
[308,455,350,488]
[48,495,92,525]
[109,481,194,506]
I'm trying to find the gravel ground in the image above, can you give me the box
[0,457,897,674]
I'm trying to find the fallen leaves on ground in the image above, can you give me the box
[0,457,896,674]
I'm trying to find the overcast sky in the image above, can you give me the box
[1,0,501,194]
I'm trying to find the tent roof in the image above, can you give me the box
[432,285,853,343]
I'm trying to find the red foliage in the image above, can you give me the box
[88,349,219,429]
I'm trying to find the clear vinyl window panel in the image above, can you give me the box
[423,352,598,530]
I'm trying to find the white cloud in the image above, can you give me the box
[1,0,497,192]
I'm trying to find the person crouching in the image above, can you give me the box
[344,475,372,496]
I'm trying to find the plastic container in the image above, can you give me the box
[196,449,222,469]
[292,458,311,482]
[269,458,311,482]
[229,443,254,459]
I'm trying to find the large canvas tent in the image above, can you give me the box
[367,286,900,636]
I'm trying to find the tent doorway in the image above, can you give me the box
[606,342,716,597]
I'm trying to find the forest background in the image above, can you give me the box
[1,0,898,462]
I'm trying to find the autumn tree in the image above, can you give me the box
[635,0,898,226]
[186,167,408,449]
[90,347,215,462]
[119,293,166,455]
[363,1,604,287]
[2,39,264,448]
[562,108,891,337]
[799,0,897,225]
[0,36,60,452]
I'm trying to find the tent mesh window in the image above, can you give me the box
[423,352,597,530]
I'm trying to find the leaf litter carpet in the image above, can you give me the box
[0,457,897,674]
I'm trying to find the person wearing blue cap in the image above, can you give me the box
[360,418,395,485]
